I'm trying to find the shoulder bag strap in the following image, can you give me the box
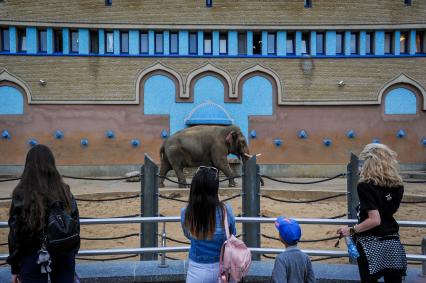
[222,205,230,240]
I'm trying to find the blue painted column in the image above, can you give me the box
[129,29,139,55]
[113,30,120,54]
[326,31,336,55]
[179,31,188,55]
[247,31,253,56]
[310,31,316,56]
[344,31,351,55]
[26,27,37,54]
[148,30,154,55]
[99,29,105,54]
[63,28,70,54]
[79,28,89,55]
[261,31,268,55]
[197,31,204,56]
[409,30,416,55]
[47,28,53,54]
[163,31,170,55]
[228,31,238,56]
[394,31,401,55]
[277,31,286,56]
[212,31,219,56]
[374,31,384,55]
[9,27,17,53]
[359,31,366,55]
[295,31,302,56]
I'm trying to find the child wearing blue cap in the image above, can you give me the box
[271,217,315,283]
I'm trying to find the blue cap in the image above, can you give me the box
[275,217,301,245]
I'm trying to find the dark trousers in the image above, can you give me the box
[18,252,75,283]
[357,243,403,283]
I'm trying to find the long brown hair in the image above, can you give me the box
[11,144,73,232]
[184,166,224,240]
[359,143,403,188]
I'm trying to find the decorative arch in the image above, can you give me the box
[0,69,32,104]
[135,62,183,103]
[235,64,282,102]
[185,63,233,98]
[377,73,426,110]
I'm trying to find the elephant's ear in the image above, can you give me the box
[226,131,235,144]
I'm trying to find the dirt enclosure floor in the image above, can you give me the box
[0,177,425,266]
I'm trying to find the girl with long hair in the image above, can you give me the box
[337,143,406,283]
[7,144,80,283]
[181,166,237,283]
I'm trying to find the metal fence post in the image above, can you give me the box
[347,153,359,220]
[141,154,159,261]
[242,155,261,260]
[422,237,426,277]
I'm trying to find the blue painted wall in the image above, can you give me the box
[262,31,268,55]
[228,31,238,56]
[197,31,204,56]
[295,31,302,56]
[310,32,316,56]
[0,86,24,115]
[143,75,273,139]
[79,28,89,55]
[247,32,253,56]
[148,30,155,55]
[409,30,416,55]
[63,28,70,54]
[47,28,53,54]
[212,31,219,56]
[344,31,351,55]
[375,31,385,55]
[179,31,188,55]
[129,30,139,55]
[384,87,417,114]
[26,27,37,54]
[326,31,336,55]
[9,27,17,53]
[163,31,170,55]
[99,29,105,54]
[113,30,120,55]
[277,31,286,56]
[359,31,366,56]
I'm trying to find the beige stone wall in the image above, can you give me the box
[0,0,425,26]
[1,56,426,104]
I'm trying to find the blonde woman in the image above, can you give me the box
[337,143,406,283]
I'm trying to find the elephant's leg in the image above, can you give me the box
[213,158,237,187]
[171,165,188,188]
[159,158,172,188]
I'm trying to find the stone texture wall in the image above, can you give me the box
[1,0,425,26]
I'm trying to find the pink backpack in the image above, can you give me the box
[219,207,252,283]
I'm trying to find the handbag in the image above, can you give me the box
[219,206,252,283]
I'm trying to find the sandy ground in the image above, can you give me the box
[0,177,424,265]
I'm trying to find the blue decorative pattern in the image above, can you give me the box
[323,138,332,147]
[54,130,64,139]
[131,139,140,147]
[346,130,356,139]
[298,130,308,139]
[144,75,273,140]
[274,139,283,147]
[28,139,38,147]
[372,139,381,144]
[0,86,24,115]
[385,88,417,114]
[396,129,406,138]
[250,130,257,139]
[81,138,89,147]
[106,130,115,139]
[2,130,10,139]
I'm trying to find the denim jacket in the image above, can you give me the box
[180,203,237,264]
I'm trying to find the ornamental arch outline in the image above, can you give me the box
[377,73,426,110]
[185,63,233,99]
[235,65,282,104]
[136,63,183,103]
[0,69,32,104]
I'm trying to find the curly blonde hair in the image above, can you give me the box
[359,143,403,188]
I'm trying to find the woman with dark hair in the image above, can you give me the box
[337,143,406,283]
[181,166,237,283]
[7,144,80,283]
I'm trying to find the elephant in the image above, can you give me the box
[159,125,256,188]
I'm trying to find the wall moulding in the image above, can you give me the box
[0,69,32,103]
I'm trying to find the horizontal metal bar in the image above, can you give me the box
[1,247,424,262]
[1,217,425,228]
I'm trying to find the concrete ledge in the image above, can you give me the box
[0,260,423,283]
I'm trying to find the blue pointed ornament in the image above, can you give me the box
[106,130,115,139]
[346,130,356,139]
[80,138,89,147]
[298,130,308,139]
[28,139,38,147]
[131,139,140,148]
[54,130,64,139]
[2,130,10,139]
[250,130,257,138]
[396,129,406,139]
[421,138,426,146]
[161,129,169,139]
[323,138,332,147]
[372,139,381,144]
[274,139,283,147]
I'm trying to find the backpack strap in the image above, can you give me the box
[222,205,230,240]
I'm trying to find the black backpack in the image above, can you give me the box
[45,202,80,254]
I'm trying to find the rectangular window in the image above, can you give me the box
[38,29,47,53]
[316,32,324,54]
[120,31,129,54]
[105,31,114,53]
[90,30,99,54]
[286,32,295,54]
[204,32,212,54]
[336,32,344,54]
[365,32,374,54]
[384,32,393,54]
[252,32,261,55]
[301,32,310,54]
[267,32,276,55]
[1,28,10,51]
[400,31,408,54]
[189,32,197,55]
[140,32,148,54]
[17,28,26,52]
[219,32,227,54]
[350,32,358,54]
[70,30,79,53]
[304,0,312,8]
[155,32,163,54]
[238,32,247,55]
[53,29,63,53]
[170,32,178,54]
[416,31,426,53]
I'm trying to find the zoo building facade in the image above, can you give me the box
[0,0,425,176]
